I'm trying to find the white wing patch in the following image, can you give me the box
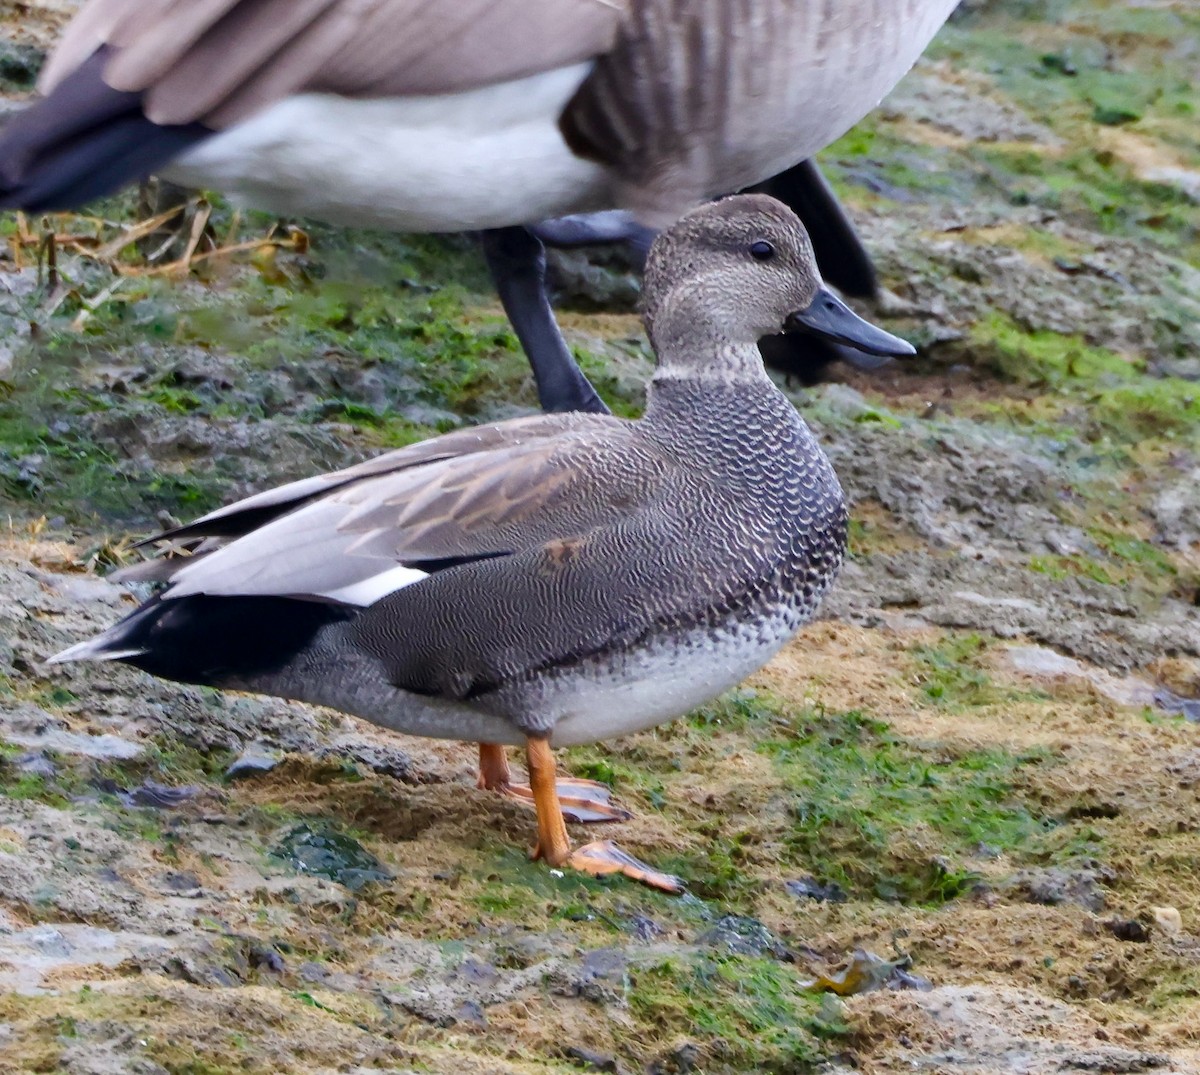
[319,564,428,607]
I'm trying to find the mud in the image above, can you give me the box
[2,0,1200,1072]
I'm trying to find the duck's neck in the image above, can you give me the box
[651,339,771,385]
[644,283,782,384]
[643,344,800,444]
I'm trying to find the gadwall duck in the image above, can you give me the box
[0,0,955,412]
[50,193,911,890]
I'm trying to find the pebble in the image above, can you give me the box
[225,746,281,780]
[1152,907,1183,936]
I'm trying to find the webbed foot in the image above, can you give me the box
[562,839,685,893]
[477,743,631,823]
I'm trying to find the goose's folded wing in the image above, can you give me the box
[41,0,627,128]
[157,416,669,604]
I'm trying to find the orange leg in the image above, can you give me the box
[477,743,512,790]
[477,741,631,824]
[525,737,683,893]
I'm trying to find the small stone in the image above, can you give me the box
[123,781,200,808]
[249,945,286,973]
[1152,907,1182,935]
[622,913,663,941]
[1105,917,1150,943]
[454,1000,487,1028]
[161,871,202,893]
[452,958,499,988]
[696,914,791,960]
[786,876,848,903]
[564,1046,619,1072]
[819,382,873,419]
[0,43,44,90]
[1153,688,1200,722]
[225,746,281,780]
[323,741,414,782]
[29,926,70,958]
[1005,866,1112,912]
[669,1043,701,1073]
[270,824,392,890]
[12,751,56,778]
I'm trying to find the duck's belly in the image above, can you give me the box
[162,64,610,233]
[540,603,806,748]
[280,601,805,750]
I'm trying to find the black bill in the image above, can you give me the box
[785,287,914,357]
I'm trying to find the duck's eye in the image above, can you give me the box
[749,240,775,262]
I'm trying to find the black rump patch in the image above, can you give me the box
[113,593,356,687]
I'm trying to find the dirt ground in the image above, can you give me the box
[1,1,1199,1073]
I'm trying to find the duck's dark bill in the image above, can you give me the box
[785,288,915,357]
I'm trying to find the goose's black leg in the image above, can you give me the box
[530,211,656,268]
[479,226,609,415]
[532,161,879,301]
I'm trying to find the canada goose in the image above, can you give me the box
[0,0,954,410]
[49,194,912,890]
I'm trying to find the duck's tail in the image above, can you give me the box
[48,593,356,689]
[0,48,209,211]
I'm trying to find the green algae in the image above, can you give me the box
[757,707,1059,904]
[627,954,826,1073]
[270,823,393,891]
[909,633,1031,709]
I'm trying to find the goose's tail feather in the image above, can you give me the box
[0,48,209,211]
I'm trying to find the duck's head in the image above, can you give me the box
[642,193,912,371]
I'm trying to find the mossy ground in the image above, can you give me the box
[2,0,1199,1072]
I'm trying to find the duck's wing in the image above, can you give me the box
[41,0,626,128]
[150,411,604,544]
[348,477,785,701]
[150,410,671,606]
[160,412,795,704]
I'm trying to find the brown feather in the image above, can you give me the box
[37,0,155,92]
[153,411,596,547]
[104,0,250,93]
[43,0,625,129]
[559,0,954,222]
[160,419,664,601]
